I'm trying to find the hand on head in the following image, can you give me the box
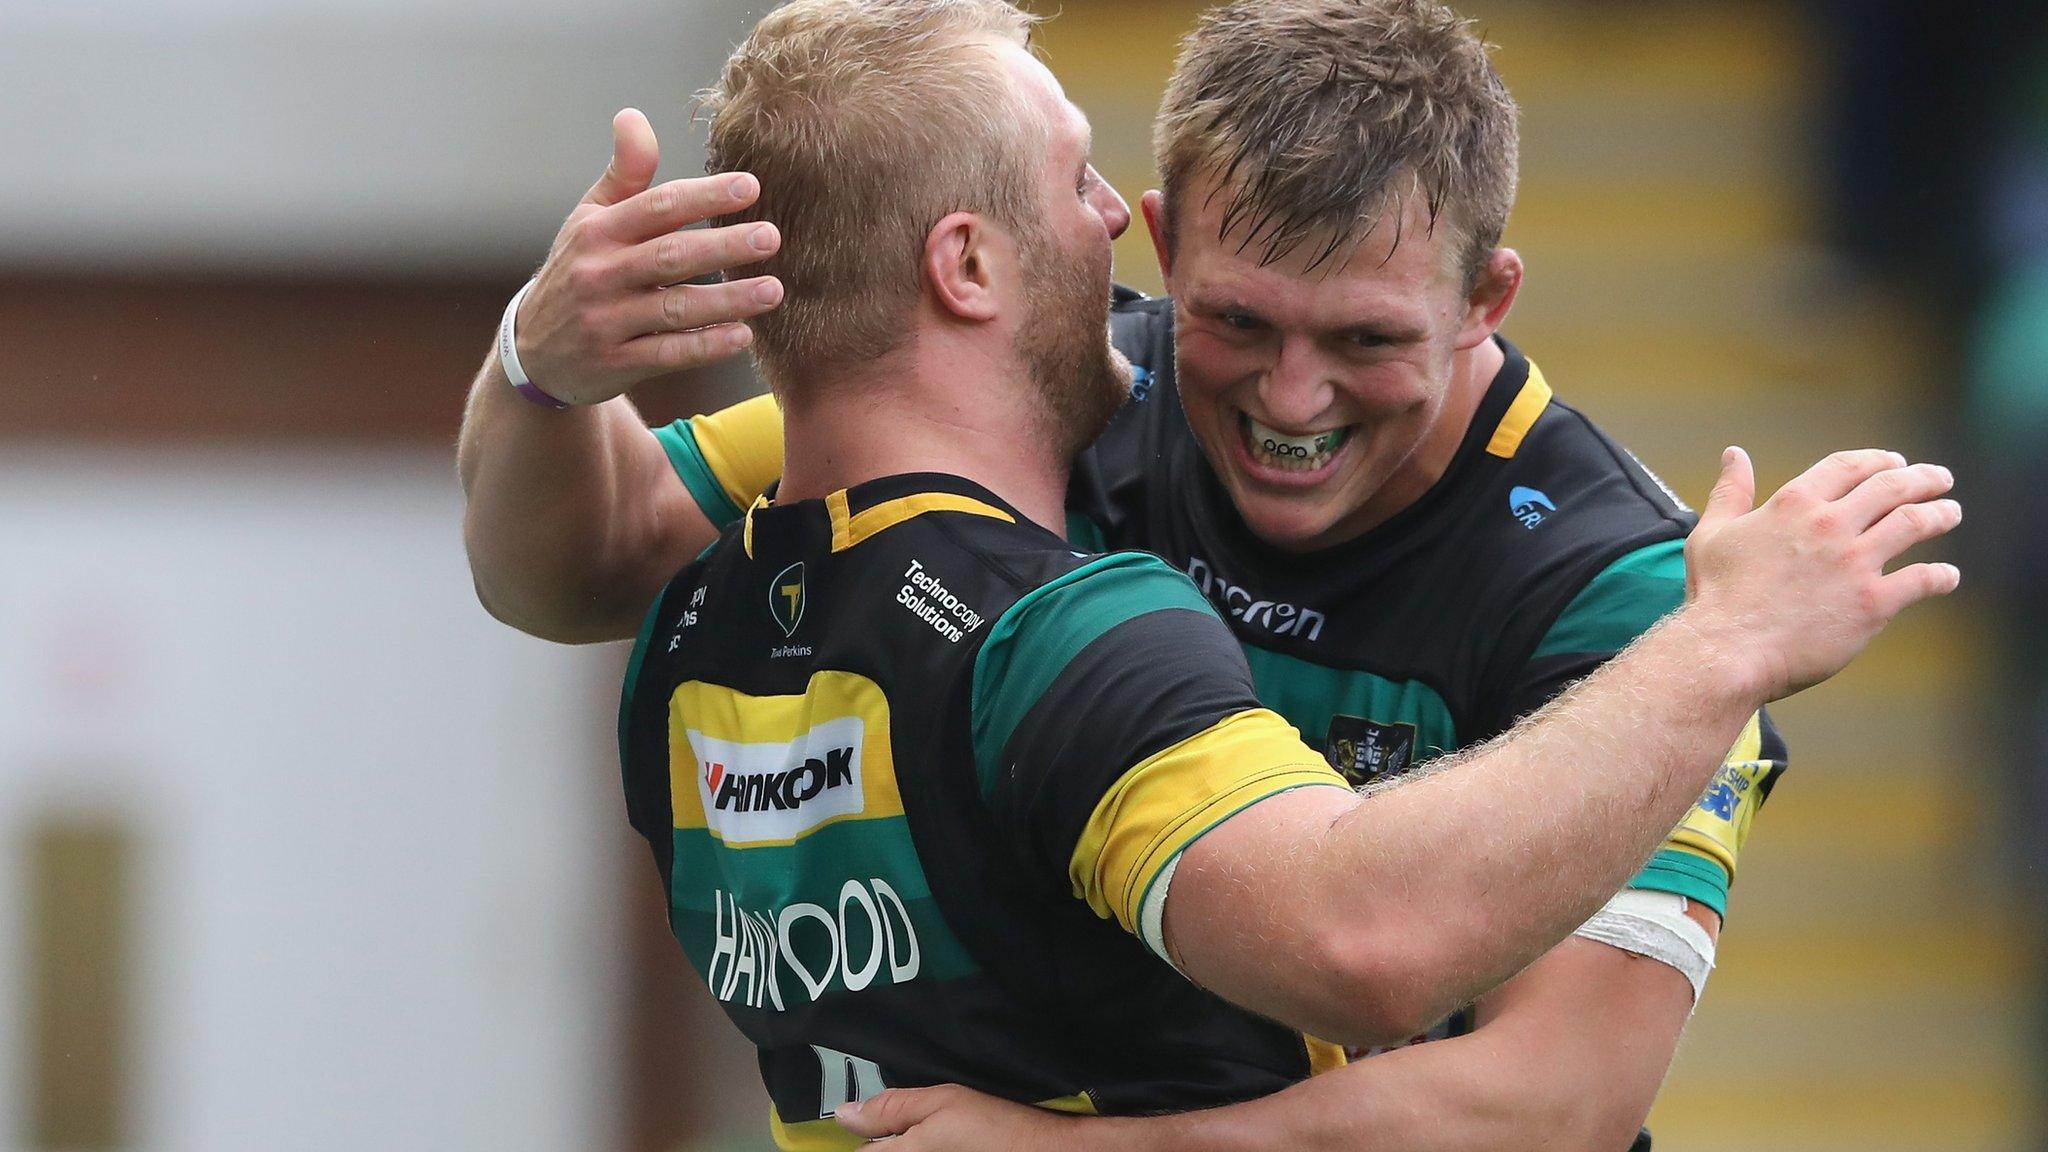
[511,109,787,405]
[1683,446,1961,701]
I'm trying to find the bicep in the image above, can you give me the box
[1160,784,1365,1034]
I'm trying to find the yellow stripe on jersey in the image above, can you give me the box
[745,487,1014,556]
[668,671,904,846]
[1305,1035,1348,1076]
[825,489,853,551]
[742,494,769,557]
[689,392,786,514]
[1070,707,1350,935]
[830,491,1016,553]
[1665,710,1772,878]
[770,1093,1098,1150]
[1484,363,1554,459]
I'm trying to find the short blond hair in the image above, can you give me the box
[1155,0,1518,281]
[700,0,1044,386]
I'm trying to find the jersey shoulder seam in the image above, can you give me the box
[1533,398,1693,533]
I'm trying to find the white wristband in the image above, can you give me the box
[498,278,569,409]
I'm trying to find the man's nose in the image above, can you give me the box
[1092,169,1130,240]
[1260,338,1335,426]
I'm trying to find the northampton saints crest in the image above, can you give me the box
[1325,715,1417,787]
[769,562,806,637]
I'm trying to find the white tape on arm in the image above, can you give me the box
[1138,852,1183,970]
[1573,889,1716,1008]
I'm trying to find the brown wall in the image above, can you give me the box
[0,272,758,445]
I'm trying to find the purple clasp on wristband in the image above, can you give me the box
[498,278,572,410]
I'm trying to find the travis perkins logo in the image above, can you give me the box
[771,561,807,637]
[705,746,854,813]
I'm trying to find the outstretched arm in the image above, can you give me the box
[1125,447,1951,1051]
[457,109,783,642]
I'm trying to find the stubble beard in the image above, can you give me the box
[1016,228,1134,460]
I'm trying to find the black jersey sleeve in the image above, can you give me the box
[968,552,1347,946]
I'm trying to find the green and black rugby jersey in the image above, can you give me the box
[619,472,1350,1150]
[1083,291,1787,929]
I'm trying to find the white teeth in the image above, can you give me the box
[1245,416,1348,472]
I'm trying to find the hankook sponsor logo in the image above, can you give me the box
[1185,556,1326,640]
[688,715,866,843]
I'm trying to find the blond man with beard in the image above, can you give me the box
[459,2,1960,1148]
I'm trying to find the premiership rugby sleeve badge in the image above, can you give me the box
[1324,716,1417,787]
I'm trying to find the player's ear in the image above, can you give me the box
[1142,190,1175,283]
[924,211,1003,322]
[1454,246,1522,351]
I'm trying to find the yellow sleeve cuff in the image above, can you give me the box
[1666,710,1774,879]
[1069,708,1351,935]
[689,392,786,513]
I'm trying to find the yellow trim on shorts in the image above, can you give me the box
[1069,707,1350,934]
[1484,363,1554,459]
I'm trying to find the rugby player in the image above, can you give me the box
[457,2,1961,1148]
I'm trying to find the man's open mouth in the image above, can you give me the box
[1241,414,1350,473]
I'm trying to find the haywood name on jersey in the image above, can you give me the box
[706,879,924,1011]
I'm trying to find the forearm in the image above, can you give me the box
[1120,939,1694,1152]
[1123,1041,1559,1152]
[455,116,787,644]
[1330,611,1753,1028]
[457,351,698,643]
[1170,612,1753,1044]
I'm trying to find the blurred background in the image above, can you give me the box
[1,1,2041,1150]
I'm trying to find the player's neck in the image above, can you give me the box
[777,345,1072,538]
